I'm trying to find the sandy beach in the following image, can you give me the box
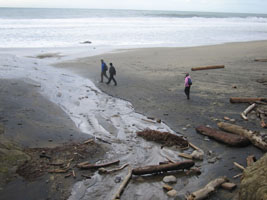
[56,40,267,199]
[0,40,267,200]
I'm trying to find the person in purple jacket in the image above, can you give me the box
[184,73,192,99]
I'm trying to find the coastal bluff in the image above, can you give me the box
[240,153,267,200]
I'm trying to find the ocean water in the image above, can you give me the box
[0,7,267,48]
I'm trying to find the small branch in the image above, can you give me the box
[98,163,129,174]
[77,160,120,169]
[112,167,132,200]
[48,169,69,173]
[233,173,243,179]
[84,139,94,144]
[189,142,202,151]
[141,118,157,124]
[178,153,193,160]
[241,103,256,120]
[233,162,245,171]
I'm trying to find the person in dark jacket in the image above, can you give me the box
[184,73,192,99]
[106,63,117,86]
[100,59,109,83]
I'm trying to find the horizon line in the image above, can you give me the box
[0,6,267,15]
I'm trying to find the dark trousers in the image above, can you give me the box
[101,71,109,82]
[184,86,191,99]
[107,74,117,85]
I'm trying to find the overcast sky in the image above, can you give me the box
[0,0,267,14]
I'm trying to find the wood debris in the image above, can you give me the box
[241,103,256,120]
[217,122,267,151]
[136,129,189,148]
[191,65,225,71]
[196,126,250,147]
[132,160,194,175]
[112,167,132,200]
[186,176,227,200]
[233,162,245,171]
[77,160,120,169]
[221,182,236,191]
[230,97,267,103]
[98,163,129,174]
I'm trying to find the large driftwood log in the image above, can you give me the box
[196,126,250,147]
[217,122,267,151]
[230,97,267,103]
[187,176,227,200]
[112,167,132,200]
[136,129,189,148]
[254,58,267,62]
[191,65,225,71]
[132,160,194,175]
[77,160,120,169]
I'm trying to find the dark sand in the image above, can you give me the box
[0,79,107,200]
[55,41,267,199]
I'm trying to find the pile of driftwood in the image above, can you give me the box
[230,97,267,128]
[196,122,267,151]
[136,129,189,149]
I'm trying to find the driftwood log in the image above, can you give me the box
[136,129,189,148]
[254,58,267,62]
[132,160,194,175]
[217,122,267,151]
[77,160,120,169]
[241,103,256,120]
[187,176,227,200]
[196,126,250,147]
[230,97,267,103]
[112,167,132,200]
[191,65,225,71]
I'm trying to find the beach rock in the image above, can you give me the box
[239,153,267,200]
[191,150,204,160]
[163,175,177,183]
[81,41,92,44]
[57,92,62,97]
[114,176,121,183]
[167,189,177,197]
[208,157,217,163]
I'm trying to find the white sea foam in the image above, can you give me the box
[0,8,267,48]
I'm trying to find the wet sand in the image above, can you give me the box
[0,79,106,200]
[55,40,267,199]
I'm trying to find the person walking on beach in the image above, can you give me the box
[184,73,192,100]
[106,63,117,86]
[100,59,109,83]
